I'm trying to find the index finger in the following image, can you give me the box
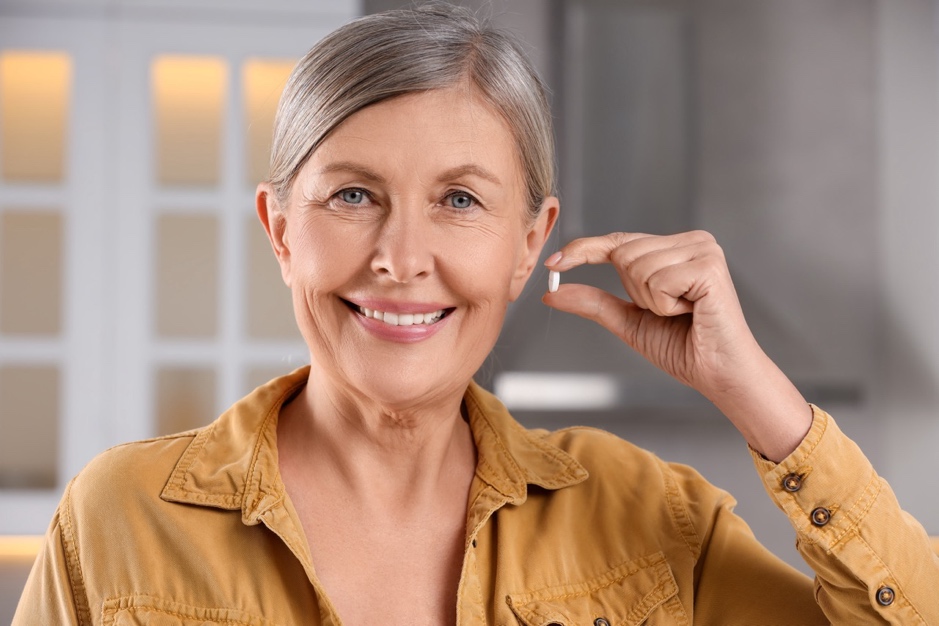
[546,232,652,271]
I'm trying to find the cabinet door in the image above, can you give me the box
[0,1,357,536]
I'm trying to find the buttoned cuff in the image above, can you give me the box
[749,405,880,551]
[750,406,939,623]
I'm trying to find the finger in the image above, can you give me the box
[548,233,660,310]
[607,230,717,268]
[545,232,721,315]
[609,238,695,313]
[546,232,653,271]
[547,230,716,271]
[647,263,697,316]
[547,232,712,312]
[621,243,712,316]
[542,283,645,344]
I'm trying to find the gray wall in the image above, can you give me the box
[877,0,939,528]
[367,0,939,576]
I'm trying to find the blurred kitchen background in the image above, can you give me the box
[2,0,939,619]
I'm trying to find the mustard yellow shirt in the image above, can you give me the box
[14,367,939,624]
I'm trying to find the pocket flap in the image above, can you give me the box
[102,595,281,626]
[506,552,680,626]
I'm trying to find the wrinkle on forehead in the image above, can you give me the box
[287,88,527,220]
[315,84,524,187]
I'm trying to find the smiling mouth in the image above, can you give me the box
[343,300,454,326]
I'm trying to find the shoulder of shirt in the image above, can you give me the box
[64,426,210,511]
[523,424,730,559]
[533,424,732,511]
[531,424,675,474]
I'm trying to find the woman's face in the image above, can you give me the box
[258,86,557,409]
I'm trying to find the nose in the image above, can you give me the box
[370,204,434,283]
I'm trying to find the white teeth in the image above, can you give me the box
[355,305,446,326]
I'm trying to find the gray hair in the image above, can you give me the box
[268,2,555,222]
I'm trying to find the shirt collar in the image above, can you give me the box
[161,366,587,521]
[463,381,588,503]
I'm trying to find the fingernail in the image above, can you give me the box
[545,251,562,266]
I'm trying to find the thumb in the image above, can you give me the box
[542,283,644,345]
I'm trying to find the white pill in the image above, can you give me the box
[548,271,560,293]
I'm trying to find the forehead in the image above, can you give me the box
[307,87,524,185]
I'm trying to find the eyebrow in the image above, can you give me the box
[314,161,502,186]
[314,162,387,183]
[437,164,502,186]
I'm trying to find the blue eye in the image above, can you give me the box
[339,189,366,204]
[448,192,475,209]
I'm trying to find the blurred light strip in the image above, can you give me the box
[0,51,72,182]
[152,55,227,186]
[494,372,619,410]
[0,535,43,558]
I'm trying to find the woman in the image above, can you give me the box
[15,4,939,625]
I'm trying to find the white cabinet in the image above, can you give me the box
[0,0,358,535]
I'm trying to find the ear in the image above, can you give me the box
[509,196,560,301]
[256,182,292,287]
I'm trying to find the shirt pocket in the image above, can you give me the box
[102,595,282,626]
[506,552,688,626]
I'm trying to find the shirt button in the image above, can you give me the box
[810,507,831,526]
[594,619,610,626]
[782,473,803,492]
[876,586,896,606]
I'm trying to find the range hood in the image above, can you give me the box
[474,1,868,416]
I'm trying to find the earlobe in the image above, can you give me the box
[256,182,292,286]
[509,197,560,301]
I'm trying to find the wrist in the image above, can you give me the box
[707,352,813,462]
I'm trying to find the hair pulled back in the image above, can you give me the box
[268,3,555,221]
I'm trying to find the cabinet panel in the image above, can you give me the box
[0,52,71,183]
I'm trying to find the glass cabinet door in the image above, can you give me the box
[0,1,357,537]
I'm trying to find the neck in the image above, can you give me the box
[277,368,477,509]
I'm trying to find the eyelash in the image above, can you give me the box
[330,188,481,210]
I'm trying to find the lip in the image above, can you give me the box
[343,297,454,344]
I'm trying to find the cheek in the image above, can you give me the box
[445,228,520,307]
[290,218,369,289]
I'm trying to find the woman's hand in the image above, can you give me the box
[542,231,813,462]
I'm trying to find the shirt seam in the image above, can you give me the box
[826,474,882,549]
[791,404,829,466]
[508,552,669,602]
[101,593,281,626]
[850,530,927,624]
[60,479,91,626]
[105,607,261,626]
[661,461,702,560]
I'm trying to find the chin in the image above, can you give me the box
[353,372,461,412]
